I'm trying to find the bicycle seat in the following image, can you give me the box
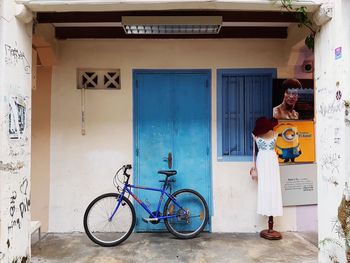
[157,170,177,177]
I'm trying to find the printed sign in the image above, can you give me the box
[274,120,315,163]
[280,163,317,206]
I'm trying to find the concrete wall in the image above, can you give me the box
[31,66,52,232]
[47,39,314,233]
[316,0,350,262]
[0,1,32,262]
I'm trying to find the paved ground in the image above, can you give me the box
[31,232,317,263]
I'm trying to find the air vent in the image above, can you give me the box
[122,16,222,34]
[77,69,120,90]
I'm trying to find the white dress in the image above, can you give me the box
[255,136,283,217]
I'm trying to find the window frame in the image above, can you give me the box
[217,68,277,162]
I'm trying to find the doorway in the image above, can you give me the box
[133,70,211,232]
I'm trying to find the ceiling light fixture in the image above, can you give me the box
[122,16,222,34]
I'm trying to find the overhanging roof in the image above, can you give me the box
[21,0,321,12]
[29,0,321,39]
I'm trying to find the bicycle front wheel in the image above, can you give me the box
[164,189,209,239]
[83,193,135,247]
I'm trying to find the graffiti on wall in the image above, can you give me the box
[1,13,32,263]
[6,176,31,263]
[320,152,341,186]
[4,43,30,74]
[315,80,343,262]
[316,79,350,262]
[7,178,30,232]
[2,41,31,260]
[318,99,344,119]
[318,125,343,187]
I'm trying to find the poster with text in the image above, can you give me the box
[272,78,314,120]
[273,120,315,163]
[280,163,317,206]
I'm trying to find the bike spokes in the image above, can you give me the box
[84,193,135,246]
[164,189,208,239]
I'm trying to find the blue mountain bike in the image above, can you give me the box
[83,164,209,247]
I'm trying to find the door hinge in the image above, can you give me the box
[136,148,139,156]
[206,147,210,155]
[206,79,209,88]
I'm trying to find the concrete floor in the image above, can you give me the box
[31,232,317,263]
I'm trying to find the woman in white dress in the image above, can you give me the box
[252,117,283,240]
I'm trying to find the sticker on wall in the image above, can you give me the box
[274,120,315,163]
[336,90,342,100]
[335,47,342,60]
[8,96,26,139]
[77,68,120,90]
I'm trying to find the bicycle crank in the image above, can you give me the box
[142,212,162,224]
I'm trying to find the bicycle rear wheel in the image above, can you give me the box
[83,193,135,247]
[164,189,209,239]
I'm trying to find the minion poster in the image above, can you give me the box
[274,120,315,163]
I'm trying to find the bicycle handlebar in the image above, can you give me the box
[123,164,132,176]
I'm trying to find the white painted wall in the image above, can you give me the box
[31,66,52,233]
[49,39,312,233]
[0,2,32,262]
[316,0,350,262]
[0,3,3,261]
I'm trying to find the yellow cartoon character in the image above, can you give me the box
[274,123,302,163]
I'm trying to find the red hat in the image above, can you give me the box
[252,117,278,136]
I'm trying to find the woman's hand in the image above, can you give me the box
[250,167,258,181]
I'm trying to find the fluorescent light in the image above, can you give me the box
[122,16,222,34]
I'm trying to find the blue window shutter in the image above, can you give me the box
[222,76,242,156]
[222,76,230,155]
[244,75,272,155]
[217,68,276,161]
[245,75,260,155]
[261,75,273,117]
[222,76,245,156]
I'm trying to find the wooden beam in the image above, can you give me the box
[55,26,287,39]
[37,10,299,23]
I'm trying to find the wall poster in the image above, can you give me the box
[272,78,314,120]
[274,120,315,163]
[8,96,26,140]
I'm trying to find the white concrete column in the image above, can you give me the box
[315,0,350,262]
[0,1,33,262]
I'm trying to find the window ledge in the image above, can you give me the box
[217,156,253,162]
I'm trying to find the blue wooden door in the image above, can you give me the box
[134,70,211,232]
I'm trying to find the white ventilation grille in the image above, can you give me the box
[77,69,120,89]
[122,16,222,34]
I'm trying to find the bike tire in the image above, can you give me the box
[83,193,136,247]
[163,189,209,239]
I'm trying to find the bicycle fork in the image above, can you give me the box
[108,193,125,222]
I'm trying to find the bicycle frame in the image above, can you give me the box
[109,180,184,222]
